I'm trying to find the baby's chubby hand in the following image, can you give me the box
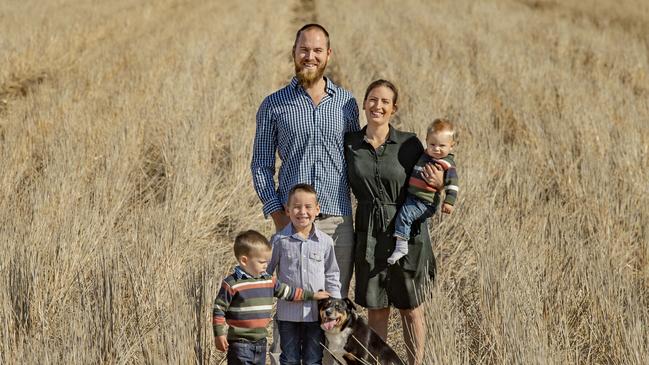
[442,203,454,214]
[313,291,331,300]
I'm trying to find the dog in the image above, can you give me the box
[318,297,406,365]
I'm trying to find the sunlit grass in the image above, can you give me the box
[1,0,648,363]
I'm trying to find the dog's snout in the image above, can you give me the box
[325,308,334,316]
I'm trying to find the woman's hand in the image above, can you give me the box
[423,162,444,190]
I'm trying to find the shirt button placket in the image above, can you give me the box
[300,241,305,287]
[375,148,387,227]
[374,150,381,193]
[302,241,308,318]
[313,106,320,189]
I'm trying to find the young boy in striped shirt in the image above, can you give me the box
[213,230,330,365]
[390,118,460,265]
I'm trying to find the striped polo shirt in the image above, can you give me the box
[212,266,314,340]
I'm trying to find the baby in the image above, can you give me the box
[389,118,459,265]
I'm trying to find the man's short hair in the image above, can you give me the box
[287,183,318,204]
[294,23,330,49]
[233,230,271,259]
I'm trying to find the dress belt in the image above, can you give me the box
[358,198,397,265]
[358,198,397,232]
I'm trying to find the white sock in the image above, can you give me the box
[387,239,408,265]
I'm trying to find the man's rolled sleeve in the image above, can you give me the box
[251,98,283,216]
[344,97,361,133]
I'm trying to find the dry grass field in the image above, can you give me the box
[1,0,648,363]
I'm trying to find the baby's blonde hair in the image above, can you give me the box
[426,118,458,143]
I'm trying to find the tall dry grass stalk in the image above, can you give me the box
[1,0,648,363]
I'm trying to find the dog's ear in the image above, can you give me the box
[344,298,356,311]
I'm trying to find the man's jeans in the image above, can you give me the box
[226,338,267,365]
[394,195,437,240]
[277,321,324,365]
[269,215,354,365]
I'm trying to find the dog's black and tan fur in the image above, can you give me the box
[318,298,406,365]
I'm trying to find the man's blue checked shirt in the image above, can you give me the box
[251,77,360,217]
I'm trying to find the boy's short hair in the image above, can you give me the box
[427,118,458,143]
[287,183,318,204]
[233,230,271,259]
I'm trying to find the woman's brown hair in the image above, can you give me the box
[363,79,399,105]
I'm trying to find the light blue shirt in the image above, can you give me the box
[251,77,360,217]
[267,223,342,322]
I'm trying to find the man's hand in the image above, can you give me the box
[215,335,228,352]
[313,291,331,300]
[270,210,290,232]
[423,163,444,190]
[442,203,454,214]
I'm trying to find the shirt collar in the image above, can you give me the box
[284,223,321,242]
[290,76,336,95]
[361,125,398,145]
[233,265,269,280]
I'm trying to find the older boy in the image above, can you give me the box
[213,230,330,365]
[267,183,342,365]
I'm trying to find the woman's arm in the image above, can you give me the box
[404,134,444,190]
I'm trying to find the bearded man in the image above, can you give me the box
[252,23,358,297]
[251,24,359,364]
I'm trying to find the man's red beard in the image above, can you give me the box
[294,59,327,88]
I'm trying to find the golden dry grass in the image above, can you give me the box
[1,0,648,363]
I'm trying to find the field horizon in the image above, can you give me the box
[1,0,648,364]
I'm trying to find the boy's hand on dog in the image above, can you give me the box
[442,203,454,214]
[215,335,228,352]
[314,290,331,300]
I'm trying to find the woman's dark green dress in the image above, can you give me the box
[344,126,436,309]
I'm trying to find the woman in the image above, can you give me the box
[344,80,442,365]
